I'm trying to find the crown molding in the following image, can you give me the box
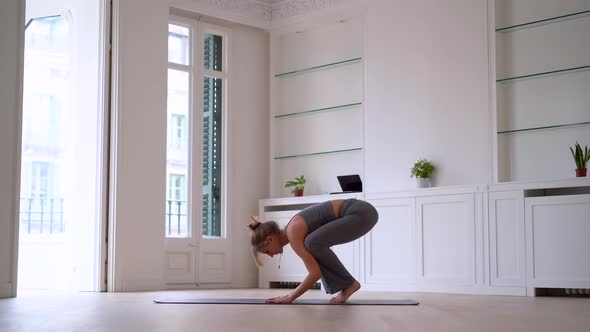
[171,0,272,29]
[271,0,339,21]
[174,0,355,30]
[202,0,272,21]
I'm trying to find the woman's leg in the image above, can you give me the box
[304,200,378,294]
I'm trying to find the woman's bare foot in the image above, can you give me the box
[330,280,361,303]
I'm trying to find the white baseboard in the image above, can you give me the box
[230,281,258,289]
[362,284,418,292]
[478,286,527,296]
[119,278,164,292]
[361,283,526,296]
[416,285,527,296]
[0,283,14,298]
[165,283,232,290]
[125,281,253,292]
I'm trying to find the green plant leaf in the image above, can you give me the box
[569,142,590,168]
[410,159,434,178]
[285,175,306,190]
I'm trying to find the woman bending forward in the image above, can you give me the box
[248,198,379,304]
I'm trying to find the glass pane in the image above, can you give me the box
[202,77,222,237]
[20,16,69,236]
[166,69,190,238]
[168,24,189,65]
[274,57,362,77]
[204,33,222,71]
[19,13,106,291]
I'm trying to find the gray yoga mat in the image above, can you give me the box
[154,298,419,305]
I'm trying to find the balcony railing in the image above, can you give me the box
[19,197,64,234]
[166,200,187,236]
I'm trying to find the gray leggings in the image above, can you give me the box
[303,199,379,294]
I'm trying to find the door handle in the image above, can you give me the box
[188,243,199,248]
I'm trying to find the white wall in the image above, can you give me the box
[364,0,493,192]
[109,0,269,290]
[0,0,24,298]
[226,24,270,287]
[110,0,169,291]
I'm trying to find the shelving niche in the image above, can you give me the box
[270,17,364,197]
[494,0,590,182]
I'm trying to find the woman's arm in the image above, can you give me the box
[266,220,321,304]
[266,241,321,303]
[290,238,322,298]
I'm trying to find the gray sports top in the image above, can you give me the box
[294,199,356,234]
[296,200,336,234]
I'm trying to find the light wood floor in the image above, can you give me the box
[1,289,589,332]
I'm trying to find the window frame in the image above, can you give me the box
[166,16,229,240]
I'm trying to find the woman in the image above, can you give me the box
[248,198,379,304]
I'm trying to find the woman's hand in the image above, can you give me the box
[266,294,294,304]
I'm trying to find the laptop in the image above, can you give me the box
[330,174,362,194]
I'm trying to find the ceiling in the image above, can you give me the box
[255,0,285,5]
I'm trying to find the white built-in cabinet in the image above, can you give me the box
[259,188,491,295]
[363,198,416,288]
[490,0,590,292]
[259,181,590,296]
[416,194,477,288]
[525,194,590,289]
[488,190,526,287]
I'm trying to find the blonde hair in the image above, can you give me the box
[247,216,280,267]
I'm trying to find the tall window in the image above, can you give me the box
[166,23,190,238]
[166,20,227,239]
[20,16,68,235]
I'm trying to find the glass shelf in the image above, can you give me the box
[274,147,362,160]
[274,58,362,78]
[498,121,590,134]
[496,9,590,32]
[496,65,590,83]
[274,102,362,119]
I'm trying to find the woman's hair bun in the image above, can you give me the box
[247,216,261,231]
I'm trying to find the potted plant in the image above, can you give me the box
[411,159,435,188]
[569,142,590,177]
[285,175,306,197]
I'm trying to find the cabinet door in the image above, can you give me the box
[525,194,590,288]
[489,191,525,287]
[416,194,476,286]
[364,198,416,285]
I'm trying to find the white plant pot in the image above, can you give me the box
[416,177,432,188]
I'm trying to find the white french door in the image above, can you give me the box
[164,16,232,286]
[18,0,108,292]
